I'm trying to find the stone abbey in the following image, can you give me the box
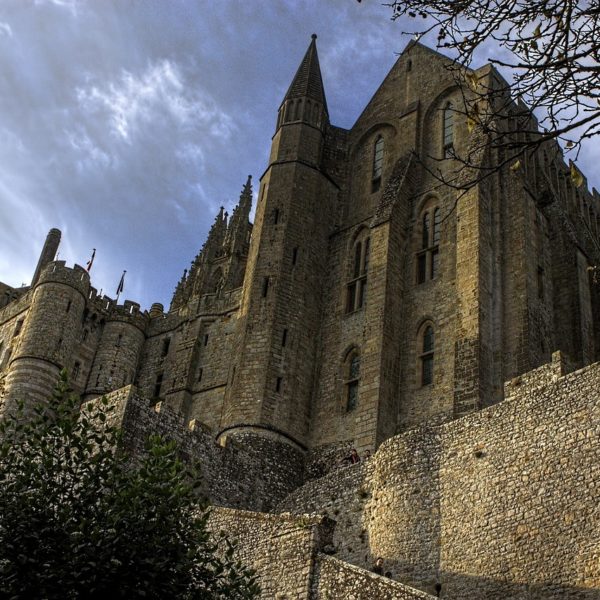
[1,38,599,599]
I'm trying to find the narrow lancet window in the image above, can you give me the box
[345,351,360,411]
[420,325,434,386]
[416,204,442,284]
[372,136,384,192]
[346,232,370,313]
[443,102,454,157]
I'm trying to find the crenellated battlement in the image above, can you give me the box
[36,261,90,297]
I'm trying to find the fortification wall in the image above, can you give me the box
[313,556,435,599]
[206,509,433,600]
[279,352,600,599]
[207,508,334,600]
[95,386,304,512]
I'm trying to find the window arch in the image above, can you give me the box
[416,205,441,284]
[207,268,223,294]
[443,102,454,157]
[343,349,360,411]
[372,135,384,192]
[346,230,370,313]
[419,324,435,386]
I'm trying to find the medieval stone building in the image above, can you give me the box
[1,38,599,599]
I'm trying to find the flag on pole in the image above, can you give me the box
[86,248,96,272]
[116,270,126,295]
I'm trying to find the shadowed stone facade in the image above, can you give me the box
[1,37,600,598]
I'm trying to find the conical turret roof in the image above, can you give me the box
[282,34,328,114]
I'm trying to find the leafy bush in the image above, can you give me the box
[0,371,259,599]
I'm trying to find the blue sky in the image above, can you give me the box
[1,1,598,310]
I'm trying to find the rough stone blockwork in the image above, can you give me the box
[313,555,436,599]
[207,509,333,600]
[95,387,304,512]
[280,353,600,599]
[206,508,433,599]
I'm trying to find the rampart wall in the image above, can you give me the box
[97,386,305,512]
[206,509,434,600]
[279,352,600,599]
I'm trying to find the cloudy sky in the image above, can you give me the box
[1,1,598,310]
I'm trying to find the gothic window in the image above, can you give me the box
[344,350,360,412]
[346,232,370,313]
[13,319,23,338]
[262,276,270,298]
[153,373,163,399]
[372,136,384,192]
[285,100,293,122]
[419,325,435,386]
[416,206,441,284]
[208,267,223,294]
[312,103,320,125]
[443,102,454,158]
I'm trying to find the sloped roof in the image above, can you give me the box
[282,34,328,114]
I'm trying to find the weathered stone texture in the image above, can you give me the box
[313,556,436,599]
[94,387,304,512]
[280,353,600,599]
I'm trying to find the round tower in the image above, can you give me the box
[83,301,146,399]
[220,35,334,448]
[2,261,90,415]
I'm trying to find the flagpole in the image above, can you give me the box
[116,270,126,304]
[86,248,96,272]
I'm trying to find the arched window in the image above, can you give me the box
[419,325,435,386]
[344,350,360,411]
[346,231,370,313]
[207,268,223,294]
[372,136,384,192]
[416,206,441,284]
[443,102,454,158]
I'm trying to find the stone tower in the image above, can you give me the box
[2,261,89,414]
[219,35,339,449]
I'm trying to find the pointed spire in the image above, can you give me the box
[225,175,253,255]
[282,34,328,114]
[239,174,252,213]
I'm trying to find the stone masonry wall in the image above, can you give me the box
[95,386,305,512]
[313,556,436,600]
[207,508,334,600]
[279,353,600,599]
[206,508,434,600]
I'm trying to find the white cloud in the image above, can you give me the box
[0,22,12,37]
[33,0,81,17]
[75,60,236,143]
